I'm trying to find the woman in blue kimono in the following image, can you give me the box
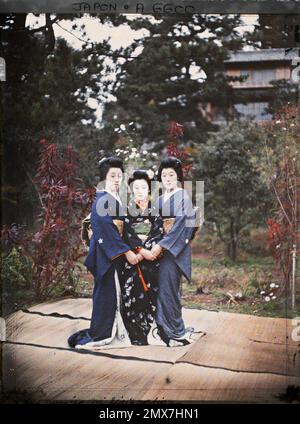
[68,157,140,349]
[120,170,163,345]
[150,157,196,347]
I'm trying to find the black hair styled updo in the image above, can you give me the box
[157,156,183,183]
[127,169,152,190]
[98,156,124,181]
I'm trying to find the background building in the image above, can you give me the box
[206,48,299,123]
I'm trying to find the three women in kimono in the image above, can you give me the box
[68,155,195,349]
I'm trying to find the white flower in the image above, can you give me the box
[265,296,270,302]
[291,123,295,127]
[283,127,287,131]
[143,158,146,162]
[269,292,274,296]
[142,150,147,155]
[272,296,276,300]
[276,120,281,124]
[275,284,279,288]
[260,291,265,295]
[120,124,126,131]
[152,153,158,157]
[114,128,119,132]
[132,147,137,152]
[270,283,276,288]
[147,170,155,179]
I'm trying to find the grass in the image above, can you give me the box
[177,227,300,318]
[3,227,300,319]
[180,241,300,318]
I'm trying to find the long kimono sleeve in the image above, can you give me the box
[158,190,195,259]
[91,204,130,261]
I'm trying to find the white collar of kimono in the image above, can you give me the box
[97,189,122,205]
[163,187,182,202]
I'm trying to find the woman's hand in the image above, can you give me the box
[125,250,139,265]
[140,248,156,261]
[136,253,144,262]
[150,244,163,259]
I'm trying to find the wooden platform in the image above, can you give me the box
[2,298,300,402]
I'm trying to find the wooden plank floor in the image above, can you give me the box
[2,299,300,402]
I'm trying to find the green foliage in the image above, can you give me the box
[102,14,245,149]
[1,247,33,289]
[267,80,299,116]
[1,247,34,314]
[195,121,273,260]
[1,15,116,225]
[249,15,300,49]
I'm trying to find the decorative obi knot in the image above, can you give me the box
[131,221,151,238]
[113,219,124,236]
[163,218,176,234]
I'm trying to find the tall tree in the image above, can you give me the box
[0,14,127,224]
[102,14,245,149]
[250,15,300,49]
[195,121,273,261]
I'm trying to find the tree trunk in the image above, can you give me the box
[227,220,237,261]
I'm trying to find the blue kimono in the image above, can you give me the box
[156,188,195,340]
[68,190,130,348]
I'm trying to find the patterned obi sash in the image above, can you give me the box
[131,220,151,240]
[162,218,176,234]
[113,219,124,237]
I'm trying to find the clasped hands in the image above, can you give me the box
[125,245,163,265]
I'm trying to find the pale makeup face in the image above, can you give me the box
[105,167,123,193]
[161,168,178,191]
[132,179,149,201]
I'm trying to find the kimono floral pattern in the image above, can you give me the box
[120,200,163,344]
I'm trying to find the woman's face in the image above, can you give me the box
[132,179,149,201]
[105,167,123,192]
[161,167,178,191]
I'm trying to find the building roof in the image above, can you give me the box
[225,48,299,64]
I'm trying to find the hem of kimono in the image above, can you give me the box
[75,270,132,351]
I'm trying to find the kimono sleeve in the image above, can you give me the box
[91,204,130,261]
[158,190,195,258]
